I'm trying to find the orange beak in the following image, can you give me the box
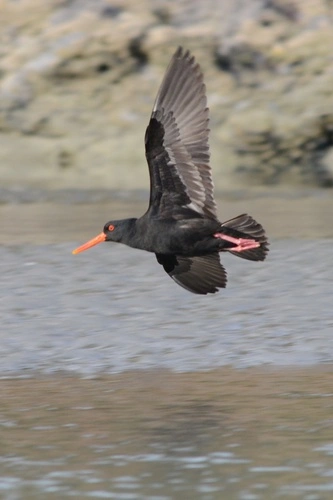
[72,232,106,255]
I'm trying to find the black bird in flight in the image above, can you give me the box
[73,47,268,294]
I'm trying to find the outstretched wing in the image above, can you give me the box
[145,47,217,219]
[156,253,227,294]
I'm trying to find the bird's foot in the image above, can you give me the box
[213,233,260,252]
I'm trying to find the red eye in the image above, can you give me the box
[108,224,115,231]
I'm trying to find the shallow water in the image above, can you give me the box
[1,238,333,373]
[1,371,333,499]
[1,192,333,498]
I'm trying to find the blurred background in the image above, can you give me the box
[0,0,332,193]
[1,1,333,499]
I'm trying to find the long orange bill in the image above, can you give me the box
[72,232,106,255]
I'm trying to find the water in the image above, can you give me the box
[1,372,333,499]
[1,192,333,498]
[1,239,333,373]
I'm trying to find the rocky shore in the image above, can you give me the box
[0,0,332,191]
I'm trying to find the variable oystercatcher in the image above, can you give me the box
[73,47,268,294]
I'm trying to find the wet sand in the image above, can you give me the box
[1,188,333,244]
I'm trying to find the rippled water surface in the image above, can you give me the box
[1,372,333,499]
[1,193,333,498]
[1,239,333,373]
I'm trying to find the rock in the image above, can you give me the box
[0,0,332,191]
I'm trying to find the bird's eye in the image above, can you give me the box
[108,224,115,231]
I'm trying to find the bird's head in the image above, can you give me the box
[72,220,125,255]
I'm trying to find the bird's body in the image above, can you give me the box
[73,47,269,294]
[108,215,220,255]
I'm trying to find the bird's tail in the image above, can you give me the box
[220,214,269,261]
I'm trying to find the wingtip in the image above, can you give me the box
[175,46,183,56]
[173,46,193,63]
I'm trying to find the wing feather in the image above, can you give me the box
[156,252,227,294]
[145,47,216,219]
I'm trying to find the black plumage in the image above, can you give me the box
[73,47,269,294]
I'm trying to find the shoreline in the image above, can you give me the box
[1,188,333,244]
[2,363,333,386]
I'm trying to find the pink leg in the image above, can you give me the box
[214,232,260,252]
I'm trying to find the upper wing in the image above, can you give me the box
[156,253,227,294]
[145,47,217,219]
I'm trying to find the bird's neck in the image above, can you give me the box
[119,218,140,248]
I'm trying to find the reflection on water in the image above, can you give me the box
[1,370,333,499]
